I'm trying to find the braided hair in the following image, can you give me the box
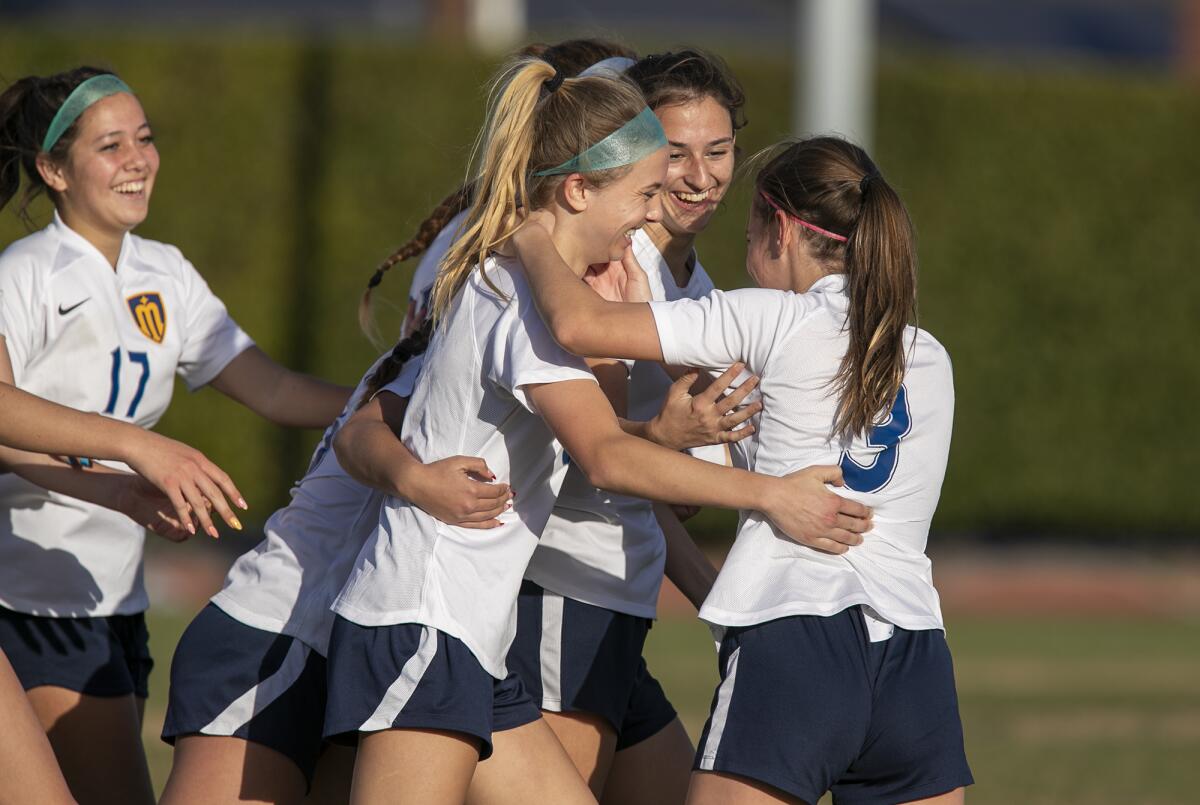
[357,318,434,410]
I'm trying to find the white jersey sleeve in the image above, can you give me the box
[649,288,813,376]
[0,257,43,378]
[172,249,255,390]
[486,277,594,413]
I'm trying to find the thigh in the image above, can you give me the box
[0,652,73,805]
[163,606,328,789]
[602,716,692,805]
[541,709,618,797]
[687,770,807,805]
[352,728,479,805]
[26,685,155,805]
[467,718,595,805]
[160,735,308,805]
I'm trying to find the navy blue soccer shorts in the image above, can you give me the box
[695,607,973,805]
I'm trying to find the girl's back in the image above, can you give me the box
[649,275,953,631]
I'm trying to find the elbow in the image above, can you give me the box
[546,311,589,356]
[331,426,357,473]
[577,440,623,492]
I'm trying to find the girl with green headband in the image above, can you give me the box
[325,54,869,804]
[0,65,354,804]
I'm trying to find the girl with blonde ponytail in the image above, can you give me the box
[509,135,973,804]
[327,61,872,804]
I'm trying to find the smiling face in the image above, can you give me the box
[656,96,735,237]
[45,92,159,242]
[575,146,669,264]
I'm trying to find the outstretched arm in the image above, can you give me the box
[0,339,244,536]
[210,346,353,429]
[530,379,870,555]
[513,222,663,361]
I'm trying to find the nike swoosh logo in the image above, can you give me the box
[58,298,90,315]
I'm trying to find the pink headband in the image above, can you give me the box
[758,190,848,243]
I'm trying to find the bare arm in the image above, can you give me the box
[0,446,194,542]
[333,391,512,528]
[0,337,244,536]
[530,379,870,554]
[513,223,663,361]
[209,346,353,429]
[654,501,718,611]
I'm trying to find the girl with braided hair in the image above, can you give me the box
[0,65,351,803]
[509,135,973,805]
[325,54,870,805]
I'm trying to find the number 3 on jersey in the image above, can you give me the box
[839,385,911,494]
[103,347,151,419]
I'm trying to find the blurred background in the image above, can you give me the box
[1,1,1197,802]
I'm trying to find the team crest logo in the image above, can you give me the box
[127,292,167,343]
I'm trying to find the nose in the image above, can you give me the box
[684,156,711,190]
[645,193,664,224]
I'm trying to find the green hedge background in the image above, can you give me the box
[2,31,1196,539]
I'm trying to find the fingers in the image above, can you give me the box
[720,401,761,430]
[667,369,700,399]
[836,497,872,523]
[834,516,868,540]
[162,484,196,536]
[458,519,504,530]
[716,374,760,414]
[200,457,248,511]
[808,465,846,487]
[720,421,756,444]
[178,480,220,539]
[696,363,744,404]
[456,457,497,482]
[474,482,512,502]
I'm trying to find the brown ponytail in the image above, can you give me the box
[753,136,917,440]
[0,66,109,227]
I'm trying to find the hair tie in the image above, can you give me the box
[544,69,565,94]
[859,170,880,197]
[367,268,385,289]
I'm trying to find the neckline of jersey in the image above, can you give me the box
[51,211,134,277]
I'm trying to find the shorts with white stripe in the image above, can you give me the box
[162,604,328,786]
[508,580,675,746]
[322,617,539,759]
[695,609,973,805]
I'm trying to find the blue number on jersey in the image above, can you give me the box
[102,348,151,419]
[838,384,911,494]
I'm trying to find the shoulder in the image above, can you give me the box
[0,228,56,289]
[907,326,953,376]
[126,234,190,273]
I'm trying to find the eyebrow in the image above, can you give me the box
[668,137,734,149]
[91,122,152,144]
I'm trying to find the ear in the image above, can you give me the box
[770,209,791,258]
[560,173,589,213]
[35,153,68,193]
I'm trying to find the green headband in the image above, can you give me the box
[533,106,667,177]
[41,74,134,153]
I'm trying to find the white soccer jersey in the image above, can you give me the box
[524,229,719,618]
[212,354,423,656]
[649,274,955,632]
[0,213,253,617]
[334,256,596,678]
[402,209,468,334]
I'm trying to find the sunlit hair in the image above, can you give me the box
[357,38,637,343]
[751,136,917,441]
[428,57,646,324]
[0,65,110,228]
[627,49,746,134]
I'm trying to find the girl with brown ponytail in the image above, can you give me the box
[325,56,871,803]
[510,135,973,804]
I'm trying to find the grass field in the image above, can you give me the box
[139,609,1200,803]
